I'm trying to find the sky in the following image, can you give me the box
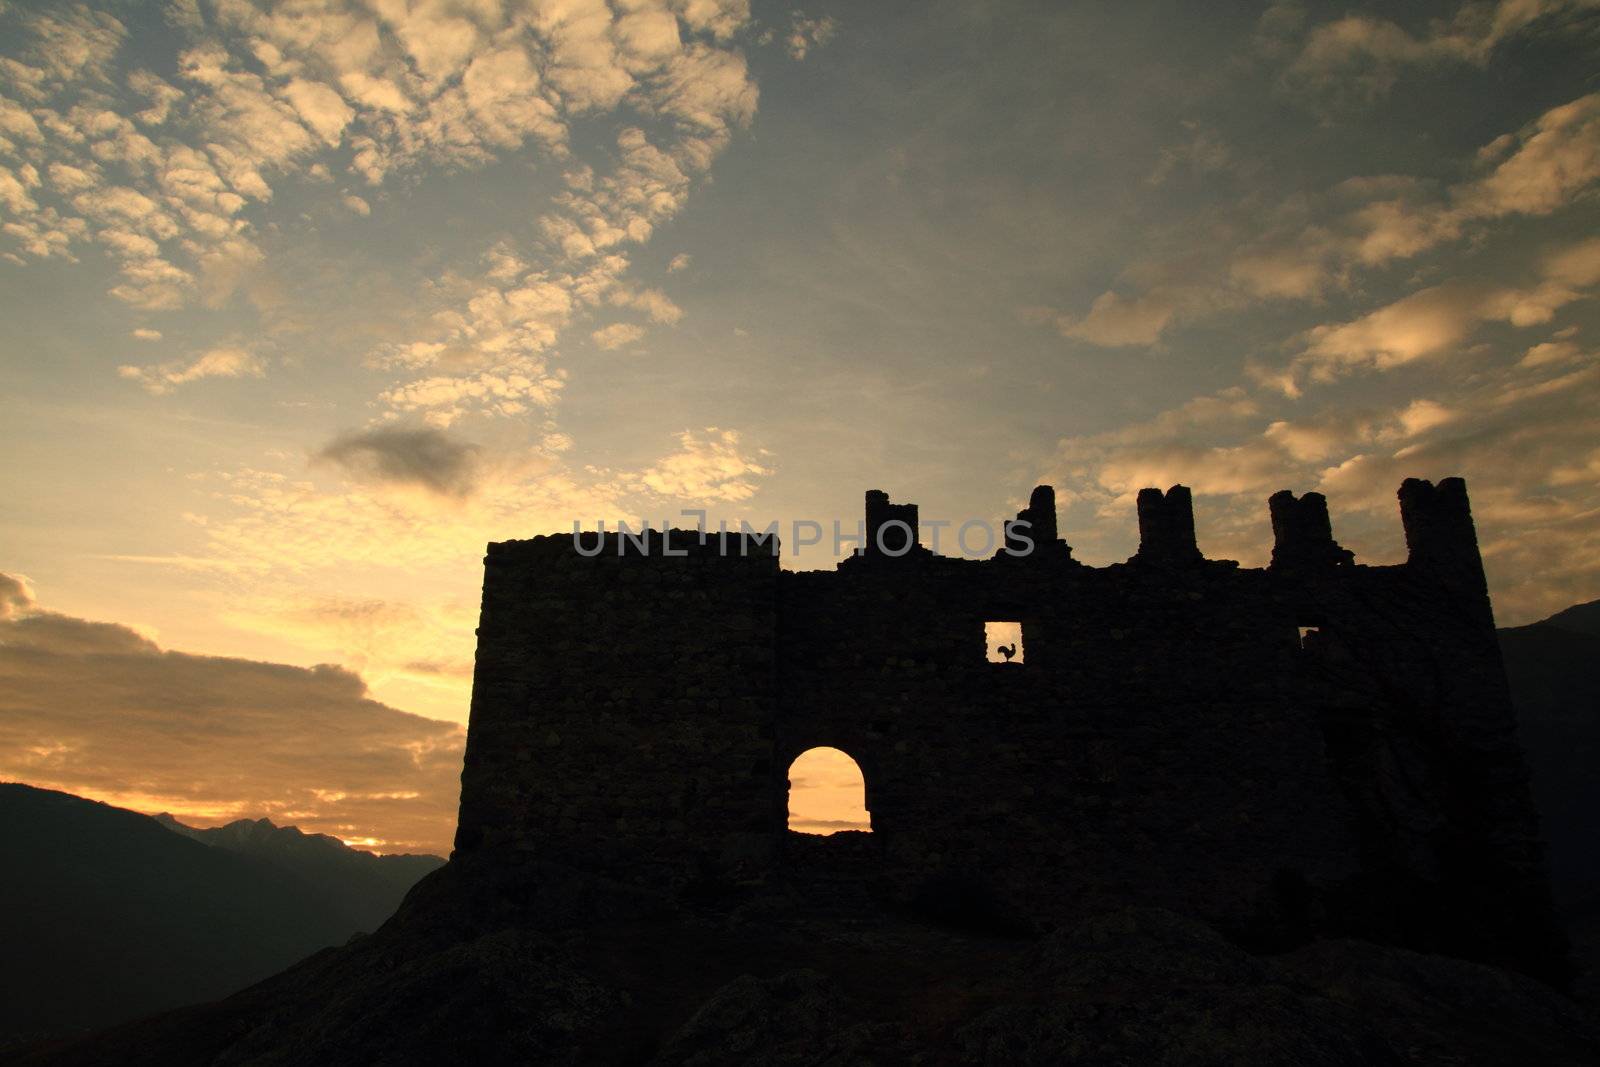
[2,0,1598,853]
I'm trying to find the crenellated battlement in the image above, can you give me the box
[1134,484,1202,565]
[847,479,1480,583]
[863,488,927,559]
[1399,477,1487,589]
[1007,484,1070,559]
[535,478,1488,580]
[1267,490,1355,571]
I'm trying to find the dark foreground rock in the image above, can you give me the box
[954,910,1393,1065]
[16,853,1600,1066]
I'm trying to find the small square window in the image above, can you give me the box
[985,620,1024,664]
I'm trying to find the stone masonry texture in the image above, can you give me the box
[453,479,1569,984]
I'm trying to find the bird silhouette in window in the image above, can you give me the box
[996,643,1017,663]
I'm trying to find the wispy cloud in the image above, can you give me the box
[591,322,646,350]
[1277,0,1598,105]
[1284,236,1600,390]
[117,346,262,394]
[1050,91,1600,349]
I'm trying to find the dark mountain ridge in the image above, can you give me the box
[1498,597,1600,1001]
[153,812,443,933]
[0,783,442,1051]
[1536,599,1600,639]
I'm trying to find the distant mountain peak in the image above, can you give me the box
[1540,598,1600,639]
[156,812,441,867]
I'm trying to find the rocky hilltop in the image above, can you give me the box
[20,847,1600,1066]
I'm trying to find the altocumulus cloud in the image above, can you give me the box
[0,572,464,854]
[633,428,773,503]
[315,425,482,497]
[117,346,263,394]
[0,0,761,422]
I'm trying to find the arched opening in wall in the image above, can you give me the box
[787,747,872,835]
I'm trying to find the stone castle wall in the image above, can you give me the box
[455,530,780,884]
[454,479,1567,983]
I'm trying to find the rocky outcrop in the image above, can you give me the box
[653,970,885,1066]
[20,861,1599,1066]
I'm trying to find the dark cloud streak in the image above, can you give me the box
[315,426,482,497]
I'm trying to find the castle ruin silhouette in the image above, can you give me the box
[453,477,1567,983]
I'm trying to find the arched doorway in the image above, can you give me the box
[786,746,872,835]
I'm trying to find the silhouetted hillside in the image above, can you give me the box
[154,813,442,934]
[0,784,440,1051]
[18,854,1600,1066]
[1499,599,1600,997]
[1538,600,1600,639]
